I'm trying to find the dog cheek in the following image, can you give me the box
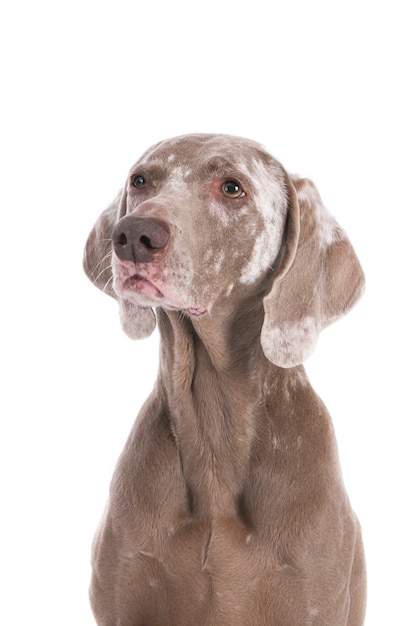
[239,212,285,286]
[202,249,226,276]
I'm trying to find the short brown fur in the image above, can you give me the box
[84,134,366,625]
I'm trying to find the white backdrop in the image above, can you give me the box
[1,1,415,624]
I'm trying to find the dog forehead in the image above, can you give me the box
[136,134,273,173]
[130,133,287,236]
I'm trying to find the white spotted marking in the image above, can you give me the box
[240,221,281,284]
[239,159,287,284]
[297,179,341,248]
[263,316,318,368]
[212,250,225,274]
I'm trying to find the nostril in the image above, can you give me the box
[116,233,128,246]
[140,235,152,248]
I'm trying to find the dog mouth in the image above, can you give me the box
[120,273,208,316]
[125,274,164,299]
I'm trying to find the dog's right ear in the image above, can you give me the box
[261,175,365,368]
[83,189,156,339]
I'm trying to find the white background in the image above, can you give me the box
[1,1,415,624]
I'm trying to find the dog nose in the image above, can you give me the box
[112,216,170,263]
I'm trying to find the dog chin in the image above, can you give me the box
[113,274,163,306]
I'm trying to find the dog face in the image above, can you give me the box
[84,134,364,367]
[112,134,291,315]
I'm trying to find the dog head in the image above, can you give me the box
[84,134,364,367]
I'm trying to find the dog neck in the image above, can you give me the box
[156,302,268,521]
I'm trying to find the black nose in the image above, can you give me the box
[112,216,170,263]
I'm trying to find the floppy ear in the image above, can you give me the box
[261,175,365,368]
[83,189,156,339]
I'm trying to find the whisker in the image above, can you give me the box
[94,263,113,283]
[89,249,112,277]
[185,267,204,279]
[103,274,113,293]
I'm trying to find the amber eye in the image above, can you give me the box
[221,180,245,199]
[132,174,146,188]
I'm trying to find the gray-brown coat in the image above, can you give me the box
[83,134,366,625]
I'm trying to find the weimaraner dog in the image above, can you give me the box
[83,134,366,625]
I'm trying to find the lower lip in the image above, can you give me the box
[123,276,207,314]
[125,275,163,298]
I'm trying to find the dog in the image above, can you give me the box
[83,134,366,625]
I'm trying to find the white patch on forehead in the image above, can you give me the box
[169,166,184,184]
[166,166,189,191]
[167,153,175,162]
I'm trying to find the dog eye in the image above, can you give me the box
[132,175,146,188]
[221,180,245,199]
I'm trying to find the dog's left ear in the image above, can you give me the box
[261,175,365,368]
[83,189,156,339]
